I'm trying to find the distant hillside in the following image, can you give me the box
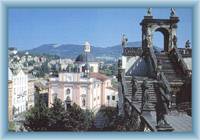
[28,42,142,59]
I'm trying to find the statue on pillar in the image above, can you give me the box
[131,75,138,100]
[147,8,152,16]
[145,27,152,48]
[172,35,177,48]
[121,34,128,48]
[141,80,149,110]
[185,40,191,48]
[156,95,173,131]
[170,8,176,17]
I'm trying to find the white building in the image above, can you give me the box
[9,68,28,116]
[28,74,35,109]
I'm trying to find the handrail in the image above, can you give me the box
[121,70,129,96]
[158,72,172,103]
[171,48,192,77]
[149,47,158,72]
[160,72,172,95]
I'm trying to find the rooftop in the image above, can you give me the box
[90,72,109,82]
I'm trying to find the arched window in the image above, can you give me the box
[66,88,70,95]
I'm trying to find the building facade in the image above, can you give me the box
[8,80,13,122]
[48,72,118,112]
[27,77,35,109]
[9,68,28,116]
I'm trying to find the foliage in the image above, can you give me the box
[41,61,50,74]
[28,60,35,66]
[99,63,118,76]
[98,106,127,131]
[23,97,94,131]
[23,94,50,131]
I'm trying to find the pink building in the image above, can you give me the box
[48,72,118,112]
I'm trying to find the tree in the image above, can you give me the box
[67,103,93,131]
[23,100,50,131]
[48,97,67,131]
[23,97,94,131]
[23,88,50,131]
[98,106,127,131]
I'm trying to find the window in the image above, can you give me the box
[66,96,71,101]
[90,66,94,72]
[107,96,110,100]
[82,66,85,72]
[112,96,115,100]
[66,88,70,95]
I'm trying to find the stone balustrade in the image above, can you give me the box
[123,47,142,56]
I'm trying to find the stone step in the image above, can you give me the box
[162,65,174,69]
[160,60,172,63]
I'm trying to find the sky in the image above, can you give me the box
[8,8,192,50]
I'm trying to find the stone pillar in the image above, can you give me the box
[169,16,179,51]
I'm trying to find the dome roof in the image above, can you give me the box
[75,53,95,63]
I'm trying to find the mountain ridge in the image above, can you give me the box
[27,41,142,59]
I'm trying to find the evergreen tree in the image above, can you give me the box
[23,99,50,131]
[23,97,94,131]
[23,88,50,131]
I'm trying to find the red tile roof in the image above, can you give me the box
[90,72,109,81]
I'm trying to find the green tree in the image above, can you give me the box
[23,100,50,131]
[98,106,127,131]
[23,88,50,131]
[23,97,94,131]
[48,98,67,131]
[67,103,93,131]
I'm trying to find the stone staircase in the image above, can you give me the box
[124,76,158,111]
[155,52,184,85]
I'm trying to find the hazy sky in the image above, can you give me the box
[8,8,192,50]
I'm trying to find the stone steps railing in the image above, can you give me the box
[170,48,192,78]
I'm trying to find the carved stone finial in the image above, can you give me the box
[185,40,191,48]
[170,8,176,17]
[147,8,152,16]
